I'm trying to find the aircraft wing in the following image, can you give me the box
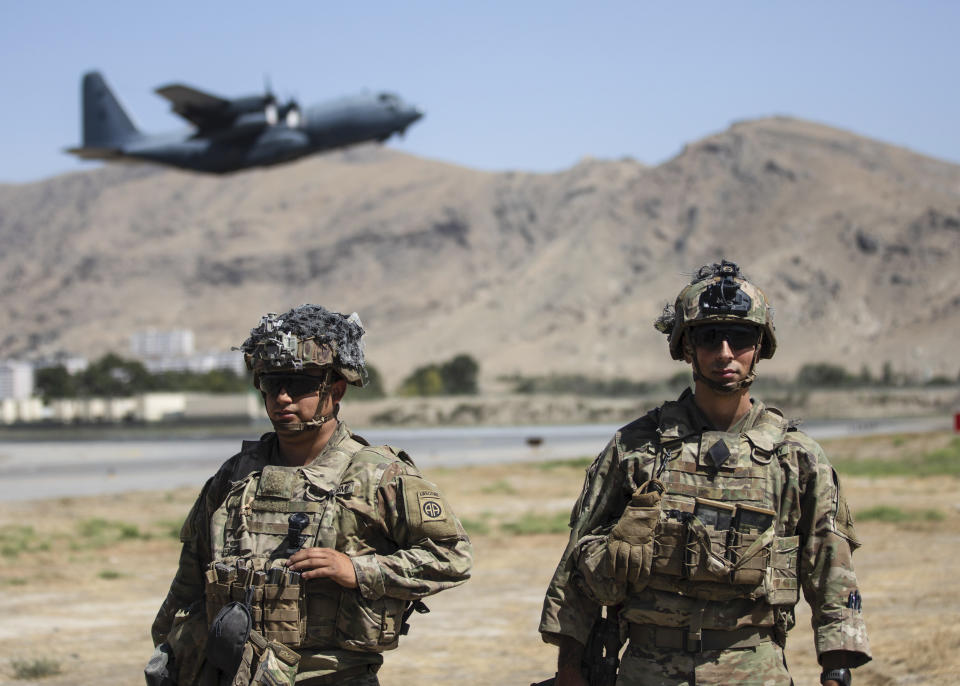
[155,84,232,128]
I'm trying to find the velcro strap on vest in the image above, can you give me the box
[251,499,323,513]
[629,624,774,652]
[246,520,320,536]
[662,483,768,501]
[263,629,301,645]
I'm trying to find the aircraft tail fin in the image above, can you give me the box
[80,71,141,147]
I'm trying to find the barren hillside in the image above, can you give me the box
[1,117,958,387]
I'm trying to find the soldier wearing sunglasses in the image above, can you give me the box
[539,261,870,686]
[149,305,472,686]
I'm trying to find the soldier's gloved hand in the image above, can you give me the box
[607,480,663,585]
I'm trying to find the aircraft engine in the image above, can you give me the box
[285,104,302,128]
[205,111,277,142]
[265,103,279,126]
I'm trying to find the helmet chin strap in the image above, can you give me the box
[268,371,339,434]
[686,331,762,396]
[272,403,339,434]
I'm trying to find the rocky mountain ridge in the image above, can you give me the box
[1,116,958,387]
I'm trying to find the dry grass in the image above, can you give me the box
[1,432,958,685]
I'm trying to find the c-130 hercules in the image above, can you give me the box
[67,71,423,174]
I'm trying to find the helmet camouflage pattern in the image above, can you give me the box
[656,260,777,360]
[239,304,367,387]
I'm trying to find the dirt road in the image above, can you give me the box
[1,432,958,685]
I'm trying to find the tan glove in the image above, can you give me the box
[606,480,663,585]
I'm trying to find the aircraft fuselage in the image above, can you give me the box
[67,73,423,174]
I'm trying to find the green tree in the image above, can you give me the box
[34,365,77,401]
[78,353,153,397]
[881,361,895,386]
[795,363,852,388]
[398,365,446,396]
[440,354,479,395]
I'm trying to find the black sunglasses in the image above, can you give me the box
[688,325,760,351]
[258,374,326,398]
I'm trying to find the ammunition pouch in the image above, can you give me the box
[204,560,406,654]
[651,516,799,606]
[227,630,299,686]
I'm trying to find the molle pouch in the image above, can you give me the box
[334,590,407,652]
[400,476,459,542]
[728,505,777,586]
[231,562,264,629]
[652,519,686,577]
[261,568,303,647]
[764,535,800,606]
[206,561,238,625]
[250,641,299,686]
[683,516,732,582]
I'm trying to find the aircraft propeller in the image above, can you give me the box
[263,76,300,127]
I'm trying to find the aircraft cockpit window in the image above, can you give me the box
[378,92,400,110]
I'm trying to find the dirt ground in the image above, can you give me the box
[1,431,959,685]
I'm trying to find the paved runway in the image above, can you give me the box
[0,416,952,502]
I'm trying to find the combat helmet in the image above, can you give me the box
[656,260,776,360]
[238,304,367,432]
[655,260,775,393]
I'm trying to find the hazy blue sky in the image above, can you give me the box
[1,1,957,183]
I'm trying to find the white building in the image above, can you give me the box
[130,329,195,358]
[141,350,246,376]
[0,360,34,400]
[130,329,245,376]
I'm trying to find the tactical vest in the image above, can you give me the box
[636,403,800,609]
[204,434,411,653]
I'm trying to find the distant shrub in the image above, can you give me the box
[856,506,944,523]
[75,518,149,548]
[500,511,570,535]
[36,353,251,400]
[459,517,492,536]
[833,438,960,478]
[795,363,854,388]
[440,354,479,395]
[510,373,653,396]
[398,354,479,396]
[12,658,61,679]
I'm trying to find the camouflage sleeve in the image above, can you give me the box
[150,470,226,646]
[539,437,629,646]
[793,434,872,667]
[351,462,472,602]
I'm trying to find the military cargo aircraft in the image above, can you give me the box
[66,71,423,174]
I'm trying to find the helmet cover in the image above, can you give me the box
[655,260,777,360]
[238,304,367,387]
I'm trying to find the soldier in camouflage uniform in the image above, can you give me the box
[148,305,472,686]
[539,261,870,686]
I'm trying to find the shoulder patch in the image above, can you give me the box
[400,476,459,541]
